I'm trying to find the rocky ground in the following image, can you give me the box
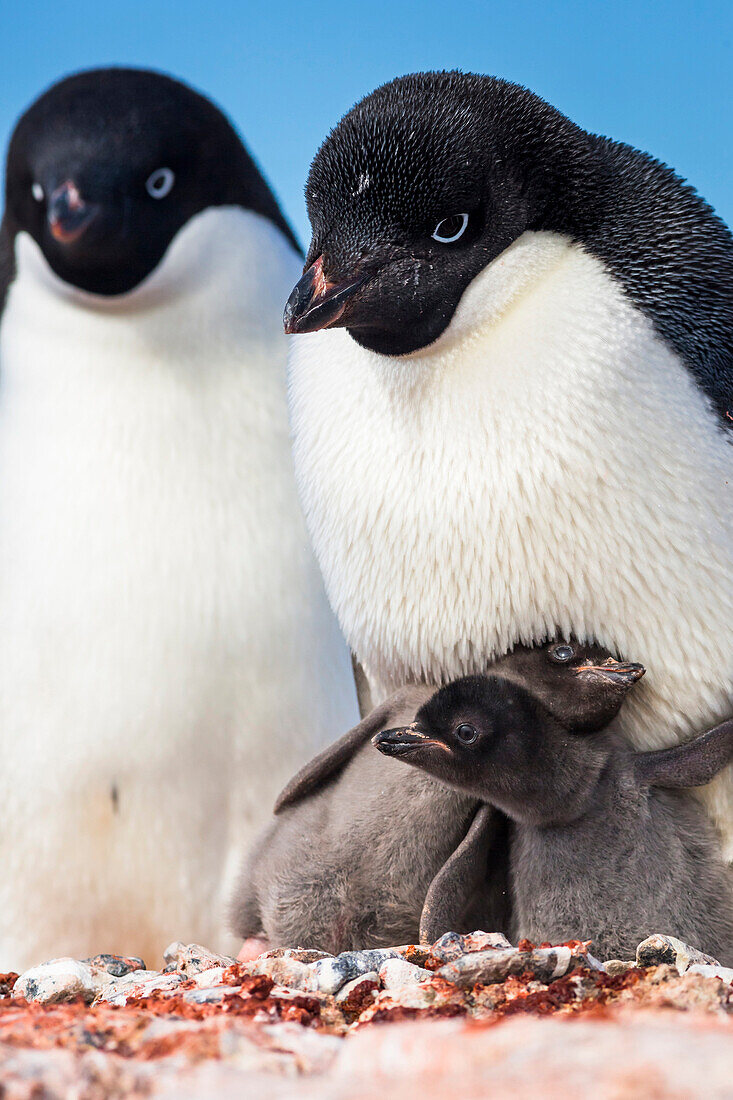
[1,932,733,1097]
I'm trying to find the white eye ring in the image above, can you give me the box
[31,182,44,202]
[146,167,175,199]
[432,213,469,243]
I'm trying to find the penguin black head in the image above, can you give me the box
[284,71,593,355]
[491,638,645,733]
[375,675,557,801]
[3,67,297,296]
[374,660,641,816]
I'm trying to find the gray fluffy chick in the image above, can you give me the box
[231,640,642,953]
[378,674,733,963]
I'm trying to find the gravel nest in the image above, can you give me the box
[2,932,733,1098]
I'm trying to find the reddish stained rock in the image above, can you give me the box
[3,936,733,1097]
[335,973,380,1016]
[329,1012,733,1100]
[0,973,18,996]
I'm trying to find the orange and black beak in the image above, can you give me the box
[47,180,100,244]
[283,256,366,334]
[574,658,646,686]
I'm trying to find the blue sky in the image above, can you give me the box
[2,0,731,248]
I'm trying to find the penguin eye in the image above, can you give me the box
[146,168,175,199]
[550,644,575,663]
[431,213,469,244]
[31,182,44,203]
[455,723,478,744]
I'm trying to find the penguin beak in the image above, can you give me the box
[283,256,366,334]
[574,658,646,686]
[47,180,100,244]
[372,724,449,757]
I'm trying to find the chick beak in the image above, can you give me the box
[575,658,646,686]
[372,724,447,758]
[283,256,366,334]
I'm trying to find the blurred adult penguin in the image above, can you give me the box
[0,67,358,970]
[284,73,733,848]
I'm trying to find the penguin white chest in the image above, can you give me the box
[0,209,357,968]
[289,231,733,830]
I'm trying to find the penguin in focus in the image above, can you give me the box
[283,73,733,848]
[0,67,358,971]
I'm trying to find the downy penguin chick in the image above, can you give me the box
[378,677,733,963]
[231,640,641,952]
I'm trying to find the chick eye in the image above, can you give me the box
[432,213,469,243]
[550,644,575,663]
[146,168,175,199]
[31,182,44,202]
[455,723,478,744]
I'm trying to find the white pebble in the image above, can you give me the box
[378,958,432,989]
[13,958,97,1005]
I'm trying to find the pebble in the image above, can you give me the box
[95,970,183,1006]
[604,959,638,977]
[188,966,226,988]
[429,931,512,964]
[163,942,236,978]
[253,956,320,993]
[687,964,733,984]
[635,935,720,975]
[392,944,433,967]
[438,945,574,987]
[82,953,146,978]
[13,959,98,1005]
[310,949,402,995]
[379,958,433,989]
[261,948,333,964]
[184,985,239,1005]
[334,972,380,1012]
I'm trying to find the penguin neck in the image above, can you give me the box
[6,207,300,391]
[288,227,733,749]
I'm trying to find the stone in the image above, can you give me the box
[163,941,236,977]
[253,956,320,992]
[428,931,466,963]
[95,969,183,1006]
[438,945,575,987]
[356,975,467,1024]
[13,958,98,1005]
[429,930,512,964]
[310,949,402,995]
[379,958,433,989]
[391,944,433,967]
[636,934,720,974]
[334,972,380,1013]
[259,1022,343,1075]
[687,964,733,984]
[331,1012,733,1098]
[188,966,226,988]
[183,985,237,1005]
[81,953,146,978]
[261,947,333,964]
[604,959,638,976]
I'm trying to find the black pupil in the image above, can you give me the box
[456,724,476,743]
[437,215,464,239]
[554,646,574,661]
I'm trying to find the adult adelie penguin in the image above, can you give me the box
[284,73,733,849]
[0,67,358,970]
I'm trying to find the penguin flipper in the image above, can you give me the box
[419,803,498,945]
[274,684,434,814]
